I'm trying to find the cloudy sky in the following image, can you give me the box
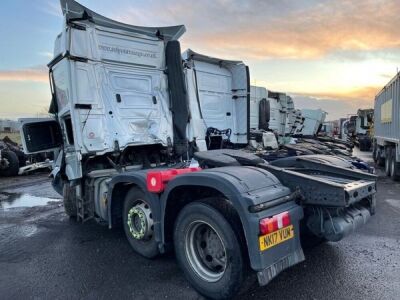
[0,0,399,120]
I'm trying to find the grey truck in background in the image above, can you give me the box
[373,72,400,180]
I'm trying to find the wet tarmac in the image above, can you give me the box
[0,193,57,209]
[0,155,399,299]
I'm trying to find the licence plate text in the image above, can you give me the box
[259,225,294,251]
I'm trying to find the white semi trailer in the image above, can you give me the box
[373,73,400,180]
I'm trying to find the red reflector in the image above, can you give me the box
[259,211,291,235]
[146,167,201,193]
[259,217,277,235]
[280,211,291,227]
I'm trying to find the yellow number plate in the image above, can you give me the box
[259,225,294,251]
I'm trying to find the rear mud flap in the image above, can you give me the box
[257,248,305,286]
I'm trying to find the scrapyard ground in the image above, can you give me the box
[0,149,399,299]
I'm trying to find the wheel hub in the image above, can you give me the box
[185,221,227,282]
[127,202,153,240]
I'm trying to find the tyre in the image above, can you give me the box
[63,183,77,217]
[300,220,327,249]
[0,150,19,176]
[375,148,385,166]
[385,147,392,176]
[372,144,378,164]
[123,187,159,258]
[390,148,400,181]
[174,201,246,299]
[359,140,365,152]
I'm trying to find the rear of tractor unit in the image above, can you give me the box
[19,1,377,299]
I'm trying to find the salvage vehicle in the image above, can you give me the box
[0,135,52,176]
[347,109,374,151]
[0,136,22,176]
[20,1,377,299]
[247,86,370,171]
[373,73,400,180]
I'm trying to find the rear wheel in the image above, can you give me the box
[375,147,385,166]
[123,187,159,258]
[174,201,246,299]
[385,147,392,176]
[390,148,400,181]
[372,144,377,163]
[359,140,366,151]
[0,150,19,176]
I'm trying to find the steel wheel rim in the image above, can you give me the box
[184,220,227,282]
[126,200,153,240]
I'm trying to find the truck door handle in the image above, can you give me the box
[152,96,157,104]
[116,94,122,103]
[226,112,231,116]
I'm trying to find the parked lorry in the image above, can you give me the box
[248,87,362,166]
[373,73,400,180]
[347,109,374,151]
[20,1,377,299]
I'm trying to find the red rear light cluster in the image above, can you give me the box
[146,167,201,193]
[259,211,291,235]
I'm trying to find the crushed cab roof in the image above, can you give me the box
[182,49,244,66]
[60,0,185,40]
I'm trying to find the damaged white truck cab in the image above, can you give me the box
[182,49,250,150]
[20,1,377,299]
[22,0,190,184]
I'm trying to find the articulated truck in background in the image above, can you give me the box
[19,1,377,299]
[373,73,400,180]
[346,109,374,151]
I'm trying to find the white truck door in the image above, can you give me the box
[19,118,62,154]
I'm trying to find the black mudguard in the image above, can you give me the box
[160,166,304,275]
[107,171,163,244]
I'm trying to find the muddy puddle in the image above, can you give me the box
[0,192,60,209]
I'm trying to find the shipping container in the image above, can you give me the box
[373,72,400,180]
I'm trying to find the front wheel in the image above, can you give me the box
[63,183,77,217]
[174,202,246,299]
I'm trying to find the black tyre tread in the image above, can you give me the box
[385,147,392,176]
[123,187,159,259]
[300,221,327,249]
[63,183,77,217]
[372,145,378,163]
[174,200,250,299]
[390,148,400,181]
[377,149,385,167]
[0,151,19,176]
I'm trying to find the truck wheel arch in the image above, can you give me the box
[160,173,255,256]
[107,174,161,232]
